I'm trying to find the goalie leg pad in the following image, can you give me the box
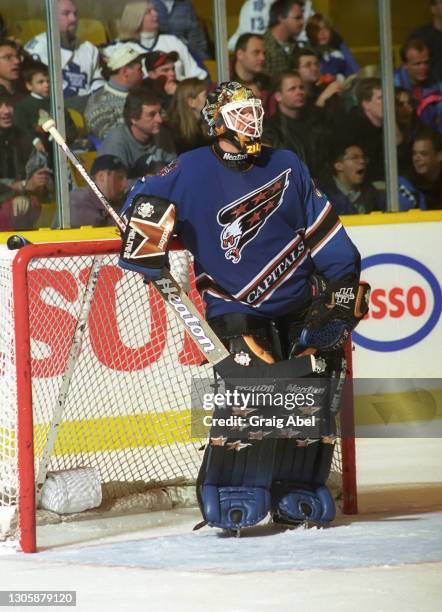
[271,484,335,526]
[197,440,276,529]
[272,439,335,485]
[271,439,336,525]
[197,317,285,529]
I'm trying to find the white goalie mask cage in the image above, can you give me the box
[220,98,264,139]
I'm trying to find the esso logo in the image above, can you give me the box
[353,253,441,352]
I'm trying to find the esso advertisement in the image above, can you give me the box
[344,220,442,378]
[353,253,441,352]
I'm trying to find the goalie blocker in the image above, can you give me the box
[119,194,176,278]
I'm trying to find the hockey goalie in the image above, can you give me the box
[118,81,370,533]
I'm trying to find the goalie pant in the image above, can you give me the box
[195,312,346,531]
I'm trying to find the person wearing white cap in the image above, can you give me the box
[85,43,146,142]
[24,0,104,111]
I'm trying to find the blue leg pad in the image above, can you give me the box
[272,484,335,526]
[201,485,271,529]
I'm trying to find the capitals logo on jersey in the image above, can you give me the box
[217,169,291,263]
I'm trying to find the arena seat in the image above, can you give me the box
[77,19,108,46]
[8,19,45,43]
[227,15,239,38]
[8,17,109,46]
[349,45,401,69]
[36,200,56,229]
[71,151,97,187]
[67,108,86,133]
[204,60,218,82]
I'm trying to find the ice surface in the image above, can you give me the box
[29,511,442,572]
[1,509,442,612]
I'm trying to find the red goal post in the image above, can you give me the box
[0,239,357,553]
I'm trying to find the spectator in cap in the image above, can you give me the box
[144,50,178,111]
[69,154,129,226]
[111,1,208,81]
[145,50,178,86]
[85,43,145,142]
[99,84,175,179]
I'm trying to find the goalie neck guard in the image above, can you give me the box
[202,81,264,157]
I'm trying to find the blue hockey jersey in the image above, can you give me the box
[120,146,361,319]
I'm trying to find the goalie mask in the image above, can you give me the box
[202,81,264,156]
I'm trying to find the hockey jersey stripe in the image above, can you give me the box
[233,235,304,298]
[196,274,231,299]
[304,203,342,252]
[310,221,342,258]
[196,237,308,308]
[304,200,333,237]
[196,236,304,300]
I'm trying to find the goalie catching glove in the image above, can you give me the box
[291,274,370,354]
[119,194,176,279]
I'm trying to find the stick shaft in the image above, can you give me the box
[43,121,125,232]
[35,256,103,504]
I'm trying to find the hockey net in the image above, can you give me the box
[0,239,356,552]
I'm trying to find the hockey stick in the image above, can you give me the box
[35,255,103,505]
[41,118,317,380]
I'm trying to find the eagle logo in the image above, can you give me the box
[217,169,291,263]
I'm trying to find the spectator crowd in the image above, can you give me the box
[0,0,440,231]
